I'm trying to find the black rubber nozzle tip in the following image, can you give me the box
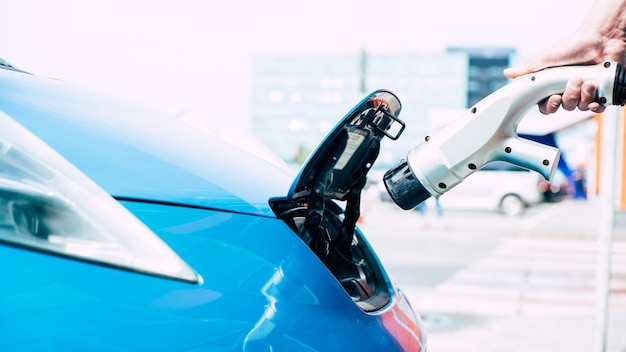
[614,62,626,106]
[383,160,432,210]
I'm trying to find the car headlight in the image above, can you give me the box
[0,110,199,283]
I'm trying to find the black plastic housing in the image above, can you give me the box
[613,63,626,106]
[383,160,431,210]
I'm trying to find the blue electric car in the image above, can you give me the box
[0,62,426,351]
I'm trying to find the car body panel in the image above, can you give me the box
[0,67,291,217]
[0,201,419,351]
[0,67,425,350]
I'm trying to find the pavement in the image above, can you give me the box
[358,198,626,352]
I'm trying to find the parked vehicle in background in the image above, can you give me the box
[436,161,544,216]
[0,63,425,351]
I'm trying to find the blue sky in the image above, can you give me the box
[0,0,593,120]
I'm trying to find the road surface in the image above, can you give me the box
[359,198,626,352]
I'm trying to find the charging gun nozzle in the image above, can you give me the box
[383,160,432,210]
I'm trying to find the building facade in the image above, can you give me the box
[251,48,513,166]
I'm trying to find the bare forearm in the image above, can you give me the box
[580,0,626,38]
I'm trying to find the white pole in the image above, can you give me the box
[592,106,621,352]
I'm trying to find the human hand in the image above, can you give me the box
[503,30,620,114]
[528,77,606,115]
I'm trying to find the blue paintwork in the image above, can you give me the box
[0,68,290,217]
[0,67,425,351]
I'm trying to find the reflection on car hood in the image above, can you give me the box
[0,67,292,217]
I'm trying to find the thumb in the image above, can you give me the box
[503,65,534,79]
[504,33,605,79]
[503,53,564,79]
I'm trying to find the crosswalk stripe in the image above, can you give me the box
[407,237,626,316]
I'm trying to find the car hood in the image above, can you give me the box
[0,68,293,217]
